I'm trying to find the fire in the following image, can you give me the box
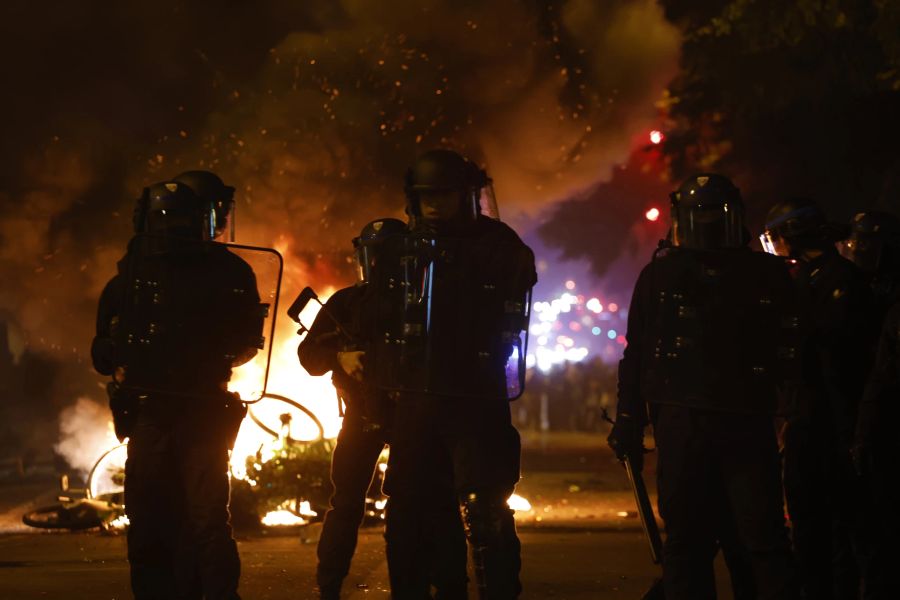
[260,500,318,527]
[261,510,306,527]
[507,493,533,512]
[229,287,343,481]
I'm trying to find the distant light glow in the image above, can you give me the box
[650,130,663,144]
[528,286,629,369]
[645,207,660,222]
[616,335,626,345]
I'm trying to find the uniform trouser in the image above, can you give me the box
[316,414,388,596]
[783,422,886,599]
[125,410,241,600]
[654,405,795,600]
[384,395,521,600]
[716,492,757,600]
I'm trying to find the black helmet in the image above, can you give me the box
[404,149,492,222]
[135,181,214,241]
[669,173,746,249]
[838,211,900,273]
[173,170,235,239]
[760,198,844,256]
[352,218,406,283]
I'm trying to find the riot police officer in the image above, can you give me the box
[299,218,469,599]
[839,210,900,316]
[761,198,882,598]
[610,174,798,599]
[854,301,900,581]
[849,212,900,596]
[92,180,264,600]
[376,150,536,599]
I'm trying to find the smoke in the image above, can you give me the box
[539,144,672,280]
[53,397,117,476]
[0,0,679,371]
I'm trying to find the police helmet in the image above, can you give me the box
[669,173,746,249]
[352,218,406,283]
[173,170,235,239]
[838,211,900,273]
[135,181,215,241]
[404,149,491,221]
[760,198,843,257]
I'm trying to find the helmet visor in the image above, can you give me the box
[479,183,500,220]
[672,204,744,249]
[147,206,215,241]
[760,231,779,255]
[214,199,236,242]
[355,243,374,283]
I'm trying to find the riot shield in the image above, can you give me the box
[111,234,282,403]
[368,233,531,400]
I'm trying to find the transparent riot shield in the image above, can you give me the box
[111,234,283,403]
[368,233,531,400]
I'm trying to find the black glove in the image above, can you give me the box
[607,414,645,472]
[107,381,138,442]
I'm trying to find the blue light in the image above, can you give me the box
[607,329,617,339]
[591,326,601,336]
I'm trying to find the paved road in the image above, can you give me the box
[0,432,736,599]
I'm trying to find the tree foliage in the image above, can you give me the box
[662,0,900,224]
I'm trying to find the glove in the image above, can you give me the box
[107,380,138,442]
[607,414,645,472]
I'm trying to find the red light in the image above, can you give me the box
[649,130,663,144]
[645,207,660,222]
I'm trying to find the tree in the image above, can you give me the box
[662,0,900,226]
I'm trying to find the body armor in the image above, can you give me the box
[367,227,533,400]
[624,247,799,415]
[111,234,281,401]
